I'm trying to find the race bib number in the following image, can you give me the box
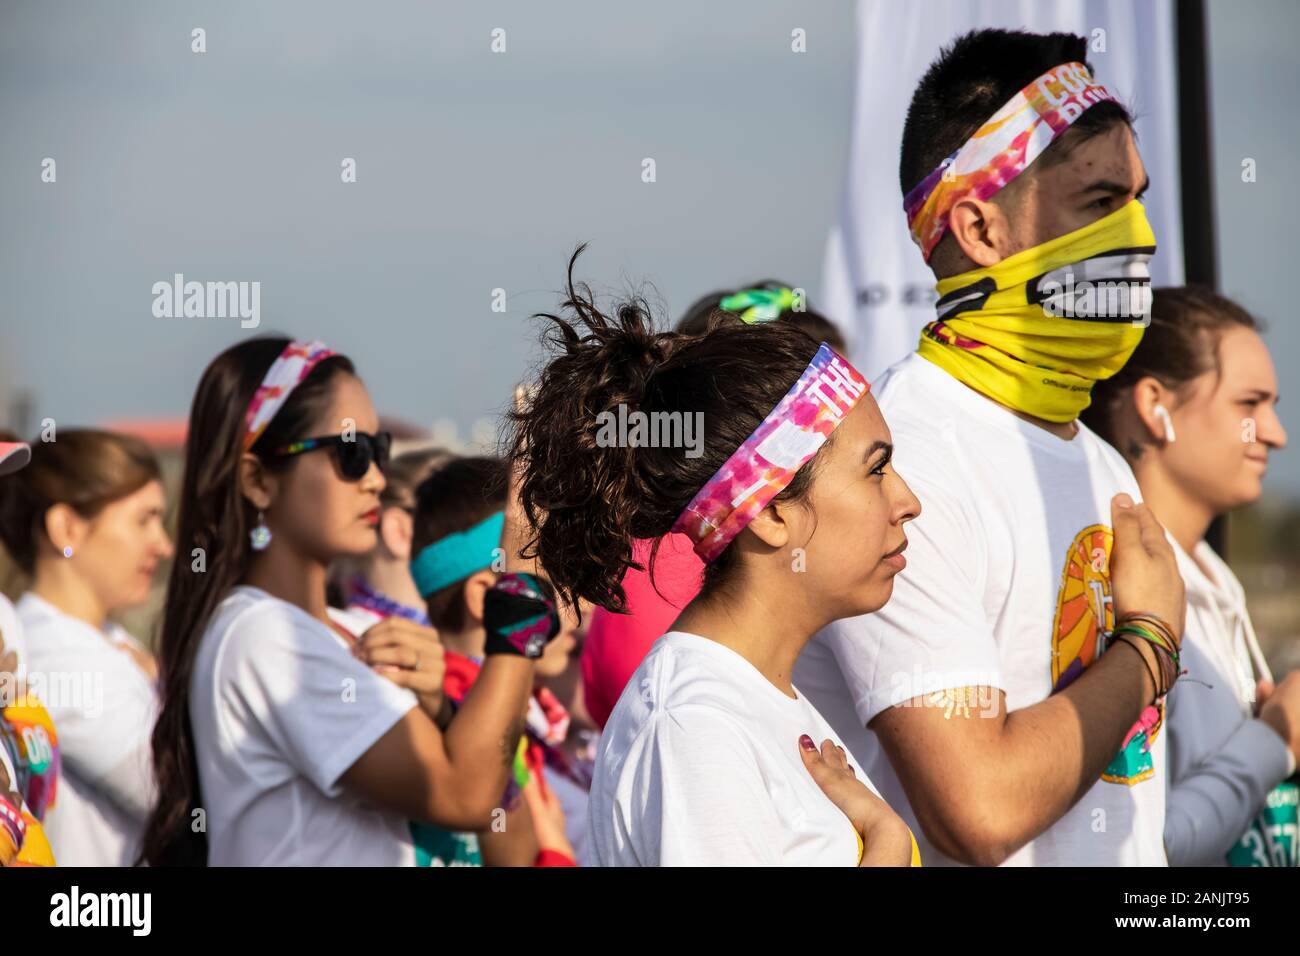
[1227,777,1299,867]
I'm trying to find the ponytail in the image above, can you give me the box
[508,246,823,613]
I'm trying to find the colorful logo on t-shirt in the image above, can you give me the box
[1,694,59,820]
[1050,524,1162,786]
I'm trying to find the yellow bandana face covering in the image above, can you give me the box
[916,199,1157,422]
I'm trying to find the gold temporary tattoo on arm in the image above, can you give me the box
[926,687,975,719]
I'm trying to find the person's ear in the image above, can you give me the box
[379,507,414,560]
[746,500,795,551]
[238,452,278,512]
[462,569,496,626]
[43,503,88,558]
[946,196,1010,269]
[1132,377,1175,444]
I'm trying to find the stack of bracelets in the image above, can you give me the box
[1105,611,1182,699]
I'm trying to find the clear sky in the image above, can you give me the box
[2,0,1296,497]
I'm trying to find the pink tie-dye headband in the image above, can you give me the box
[671,343,870,564]
[243,340,337,450]
[904,61,1118,261]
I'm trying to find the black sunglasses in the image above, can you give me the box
[270,430,392,481]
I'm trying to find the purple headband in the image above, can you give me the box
[671,343,870,563]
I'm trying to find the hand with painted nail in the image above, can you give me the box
[799,734,912,866]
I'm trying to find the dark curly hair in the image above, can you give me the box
[508,246,829,614]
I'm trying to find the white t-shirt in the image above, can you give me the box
[589,631,874,866]
[794,351,1167,866]
[17,592,158,866]
[191,586,418,866]
[1164,539,1294,865]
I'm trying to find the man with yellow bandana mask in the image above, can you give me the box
[795,29,1187,867]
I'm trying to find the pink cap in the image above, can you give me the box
[0,442,31,477]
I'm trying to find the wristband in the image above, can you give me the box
[483,572,560,659]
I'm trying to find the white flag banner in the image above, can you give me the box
[822,0,1183,381]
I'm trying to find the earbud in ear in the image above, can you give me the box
[1153,404,1176,443]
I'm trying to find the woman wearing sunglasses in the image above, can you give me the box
[141,337,545,866]
[328,446,454,634]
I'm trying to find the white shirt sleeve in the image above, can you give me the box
[1164,717,1293,866]
[217,601,417,797]
[821,459,1003,726]
[626,706,785,866]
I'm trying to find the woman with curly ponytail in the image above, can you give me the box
[510,249,923,866]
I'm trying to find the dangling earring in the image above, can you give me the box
[250,511,272,551]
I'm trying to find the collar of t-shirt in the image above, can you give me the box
[905,352,1094,457]
[661,631,808,712]
[1190,541,1300,780]
[18,592,147,661]
[1190,540,1249,608]
[1171,539,1264,709]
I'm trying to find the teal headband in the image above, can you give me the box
[410,511,506,597]
[719,286,796,324]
